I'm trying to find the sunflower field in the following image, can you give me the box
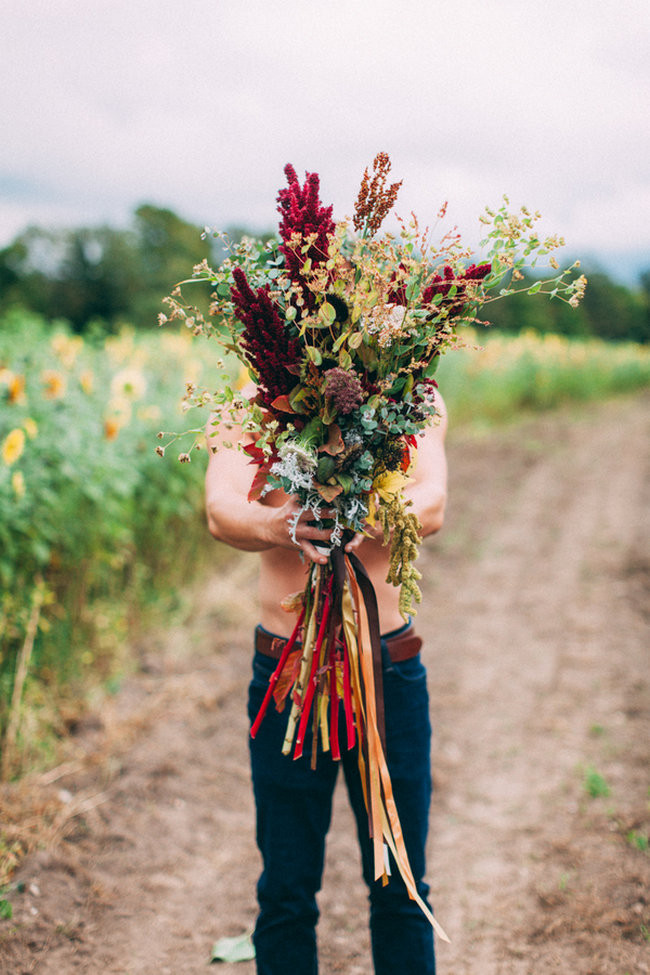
[0,310,218,775]
[1,309,649,776]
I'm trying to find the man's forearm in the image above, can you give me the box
[406,482,447,537]
[206,494,280,552]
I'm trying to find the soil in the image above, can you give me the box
[1,392,649,975]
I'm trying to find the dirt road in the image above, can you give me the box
[2,393,649,974]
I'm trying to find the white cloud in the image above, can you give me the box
[2,0,649,270]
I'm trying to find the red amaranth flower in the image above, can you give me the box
[230,267,301,407]
[421,261,491,315]
[277,165,335,303]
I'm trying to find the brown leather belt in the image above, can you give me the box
[255,625,422,663]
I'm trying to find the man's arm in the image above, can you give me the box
[403,392,448,537]
[204,415,335,564]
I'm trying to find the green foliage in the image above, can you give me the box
[0,206,212,332]
[483,267,650,344]
[436,329,650,426]
[0,311,215,773]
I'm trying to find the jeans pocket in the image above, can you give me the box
[250,651,277,689]
[383,653,427,684]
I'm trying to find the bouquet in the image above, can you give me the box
[160,154,585,937]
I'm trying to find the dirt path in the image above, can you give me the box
[2,393,649,975]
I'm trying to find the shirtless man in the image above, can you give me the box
[205,394,448,975]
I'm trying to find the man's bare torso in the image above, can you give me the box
[258,486,404,636]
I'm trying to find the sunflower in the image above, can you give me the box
[2,428,26,465]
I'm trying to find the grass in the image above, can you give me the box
[436,328,650,427]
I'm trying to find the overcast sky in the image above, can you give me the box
[2,0,649,280]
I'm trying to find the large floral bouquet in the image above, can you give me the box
[161,154,585,936]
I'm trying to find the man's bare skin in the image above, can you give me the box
[205,395,448,635]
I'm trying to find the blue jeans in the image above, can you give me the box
[247,623,435,975]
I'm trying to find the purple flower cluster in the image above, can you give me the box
[230,267,301,408]
[324,367,364,414]
[277,164,335,288]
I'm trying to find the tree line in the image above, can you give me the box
[0,204,648,343]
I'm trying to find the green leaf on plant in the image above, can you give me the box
[528,281,543,295]
[319,302,336,326]
[0,899,12,920]
[210,932,255,963]
[422,356,440,378]
[405,280,420,302]
[339,349,352,370]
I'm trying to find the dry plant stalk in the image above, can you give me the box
[2,582,45,781]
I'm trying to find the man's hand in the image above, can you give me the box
[343,522,384,555]
[267,499,339,565]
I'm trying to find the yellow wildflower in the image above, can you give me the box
[12,470,25,497]
[41,369,66,399]
[103,417,122,441]
[79,370,94,394]
[9,373,26,404]
[2,428,26,465]
[0,369,26,404]
[23,418,38,439]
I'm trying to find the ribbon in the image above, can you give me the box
[249,548,450,942]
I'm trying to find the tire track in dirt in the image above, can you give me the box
[2,394,648,975]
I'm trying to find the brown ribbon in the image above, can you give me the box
[335,548,386,750]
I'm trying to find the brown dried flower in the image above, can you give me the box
[353,152,402,237]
